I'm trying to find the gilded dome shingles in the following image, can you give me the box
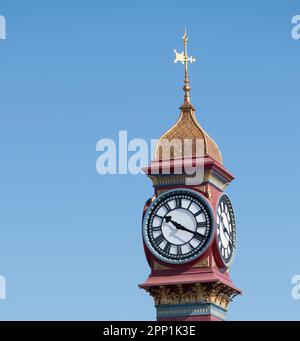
[155,108,223,164]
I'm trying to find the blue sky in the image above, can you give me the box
[0,0,300,320]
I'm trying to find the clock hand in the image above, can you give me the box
[165,216,190,231]
[165,216,205,240]
[165,215,172,223]
[219,214,227,231]
[165,216,180,236]
[219,215,236,248]
[223,227,235,248]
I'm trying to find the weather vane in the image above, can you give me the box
[174,28,196,105]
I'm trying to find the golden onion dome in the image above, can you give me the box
[154,104,223,164]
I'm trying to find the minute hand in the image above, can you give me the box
[220,215,236,248]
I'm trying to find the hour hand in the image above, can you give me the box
[221,224,236,249]
[165,216,172,223]
[165,216,201,237]
[165,216,185,230]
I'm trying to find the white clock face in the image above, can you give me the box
[216,194,236,266]
[143,190,214,264]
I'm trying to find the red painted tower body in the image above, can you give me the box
[139,31,241,321]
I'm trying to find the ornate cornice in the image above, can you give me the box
[148,282,239,310]
[145,156,233,191]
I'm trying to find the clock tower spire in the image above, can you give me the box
[139,30,241,321]
[174,28,196,107]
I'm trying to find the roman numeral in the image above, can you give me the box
[197,222,206,228]
[227,246,232,256]
[194,209,203,217]
[175,198,182,208]
[164,242,172,253]
[228,239,236,249]
[177,245,182,255]
[188,242,195,250]
[164,202,171,211]
[154,234,164,245]
[152,226,161,232]
[193,232,205,242]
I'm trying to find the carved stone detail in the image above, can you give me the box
[148,282,239,310]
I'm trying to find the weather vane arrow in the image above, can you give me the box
[174,28,196,105]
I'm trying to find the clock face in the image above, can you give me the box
[216,194,236,267]
[143,189,214,264]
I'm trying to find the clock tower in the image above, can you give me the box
[139,30,241,321]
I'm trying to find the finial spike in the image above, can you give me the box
[174,28,196,106]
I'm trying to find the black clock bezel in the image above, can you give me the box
[143,189,215,265]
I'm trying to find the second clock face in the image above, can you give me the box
[216,194,236,267]
[143,189,214,264]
